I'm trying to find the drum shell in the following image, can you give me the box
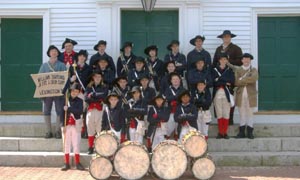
[94,130,119,157]
[182,130,208,158]
[191,155,216,180]
[89,155,113,180]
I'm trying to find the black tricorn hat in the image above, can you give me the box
[47,45,61,57]
[241,53,254,60]
[193,55,205,65]
[130,86,141,94]
[144,45,158,55]
[104,92,119,105]
[218,52,229,60]
[190,35,205,46]
[217,30,237,38]
[134,56,146,64]
[177,90,191,103]
[69,83,81,91]
[113,76,128,86]
[120,41,134,52]
[62,38,78,49]
[167,40,180,51]
[137,74,150,85]
[150,93,166,105]
[93,40,107,51]
[75,49,88,61]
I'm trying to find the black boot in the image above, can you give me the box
[216,133,223,139]
[223,134,230,139]
[45,132,53,139]
[235,126,246,138]
[247,126,254,139]
[87,147,94,155]
[55,131,62,139]
[61,164,70,171]
[76,163,85,170]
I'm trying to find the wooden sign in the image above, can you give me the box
[31,71,68,98]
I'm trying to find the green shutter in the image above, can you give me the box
[1,19,43,111]
[258,17,300,110]
[121,10,178,59]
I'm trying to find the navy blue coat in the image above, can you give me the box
[61,96,83,126]
[141,86,156,104]
[96,67,115,90]
[211,66,235,102]
[89,52,116,75]
[187,49,211,72]
[191,90,212,111]
[127,68,150,88]
[69,63,93,90]
[102,105,126,133]
[117,53,137,77]
[147,105,170,137]
[125,99,148,129]
[188,68,213,92]
[174,103,198,134]
[146,58,164,91]
[84,83,109,104]
[164,53,187,77]
[163,86,186,113]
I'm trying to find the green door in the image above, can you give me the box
[1,19,42,111]
[258,17,300,110]
[121,10,178,59]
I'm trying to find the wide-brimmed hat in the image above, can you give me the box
[241,53,254,60]
[93,40,107,51]
[120,42,134,52]
[217,30,237,38]
[62,38,78,49]
[150,94,166,105]
[104,92,119,105]
[130,86,141,94]
[218,52,229,60]
[75,49,88,61]
[190,35,205,46]
[137,74,150,85]
[47,45,61,57]
[144,45,158,55]
[177,90,191,103]
[167,40,180,51]
[193,55,205,65]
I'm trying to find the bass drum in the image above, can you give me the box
[113,141,150,180]
[94,130,119,157]
[192,156,216,180]
[151,140,187,180]
[89,156,113,180]
[182,130,207,158]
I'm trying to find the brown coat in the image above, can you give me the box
[234,66,258,107]
[213,43,243,67]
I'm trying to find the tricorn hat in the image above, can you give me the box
[167,40,180,51]
[134,56,146,64]
[150,93,166,105]
[120,42,134,52]
[218,52,229,60]
[190,35,205,46]
[104,92,119,105]
[144,45,158,55]
[62,38,78,49]
[75,50,88,61]
[47,45,61,57]
[241,53,254,60]
[217,30,237,38]
[93,40,107,51]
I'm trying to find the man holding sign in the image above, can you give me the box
[37,45,67,139]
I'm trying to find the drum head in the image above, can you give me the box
[192,158,215,180]
[94,133,118,157]
[114,142,150,180]
[89,157,113,180]
[151,141,187,180]
[183,134,207,158]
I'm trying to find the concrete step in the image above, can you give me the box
[1,123,300,137]
[1,137,300,152]
[1,151,300,167]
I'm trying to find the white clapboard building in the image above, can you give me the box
[0,0,300,122]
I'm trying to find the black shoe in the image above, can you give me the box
[147,147,152,153]
[247,126,254,139]
[61,164,70,171]
[223,134,230,139]
[55,131,62,139]
[87,147,94,155]
[45,132,53,139]
[216,133,223,139]
[76,163,85,170]
[82,131,88,139]
[235,126,246,138]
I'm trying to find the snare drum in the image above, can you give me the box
[113,141,150,180]
[182,130,207,158]
[151,140,187,180]
[89,156,113,180]
[192,156,216,180]
[94,130,119,157]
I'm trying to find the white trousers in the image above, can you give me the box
[86,109,103,136]
[129,127,144,144]
[238,88,254,127]
[166,113,178,136]
[150,128,165,149]
[64,124,81,154]
[214,89,231,119]
[197,110,211,136]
